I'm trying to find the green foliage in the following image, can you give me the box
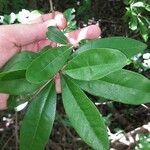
[64,48,128,81]
[62,76,109,150]
[124,0,150,41]
[134,134,150,150]
[0,11,150,149]
[20,81,56,150]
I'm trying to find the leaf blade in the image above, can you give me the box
[20,81,56,150]
[46,26,68,44]
[26,46,72,83]
[62,76,109,150]
[76,37,147,58]
[75,69,150,105]
[64,48,127,81]
[0,78,41,95]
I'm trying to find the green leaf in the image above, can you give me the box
[62,76,109,150]
[0,78,41,95]
[26,46,72,84]
[138,18,149,42]
[0,51,37,80]
[132,2,145,8]
[20,81,56,150]
[75,69,150,105]
[46,26,68,44]
[64,8,77,32]
[129,14,138,30]
[64,48,127,81]
[75,37,147,58]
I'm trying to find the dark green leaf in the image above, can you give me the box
[62,76,109,150]
[0,78,41,95]
[26,46,72,84]
[75,37,147,58]
[46,26,68,44]
[64,48,127,81]
[20,81,56,150]
[0,51,37,80]
[75,69,150,105]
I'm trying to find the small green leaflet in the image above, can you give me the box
[0,51,37,80]
[75,69,150,105]
[46,26,68,44]
[20,81,56,150]
[75,37,147,58]
[26,46,72,84]
[64,48,128,81]
[0,78,41,95]
[62,76,109,150]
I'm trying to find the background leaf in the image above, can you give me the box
[26,46,72,84]
[64,48,127,81]
[75,69,150,105]
[76,37,147,58]
[46,26,68,44]
[20,81,56,150]
[62,76,109,150]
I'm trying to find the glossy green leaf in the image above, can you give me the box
[75,69,150,105]
[62,76,109,150]
[76,37,147,58]
[0,51,37,80]
[20,81,56,150]
[0,78,41,95]
[26,46,72,84]
[64,48,127,81]
[46,26,68,44]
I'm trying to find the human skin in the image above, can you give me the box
[0,12,101,110]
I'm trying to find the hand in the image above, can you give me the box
[0,12,101,110]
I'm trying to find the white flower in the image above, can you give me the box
[143,53,150,60]
[0,16,4,23]
[17,9,41,24]
[15,101,28,112]
[142,59,150,68]
[10,12,17,23]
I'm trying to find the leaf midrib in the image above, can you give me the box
[28,85,52,149]
[65,80,106,148]
[48,29,67,44]
[38,48,71,74]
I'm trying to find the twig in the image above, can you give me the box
[2,133,15,150]
[49,0,54,12]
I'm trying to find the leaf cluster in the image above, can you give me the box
[124,0,150,41]
[0,25,149,149]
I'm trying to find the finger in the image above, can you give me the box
[29,12,66,29]
[0,13,66,47]
[0,93,9,110]
[21,39,52,52]
[54,73,61,94]
[66,25,101,45]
